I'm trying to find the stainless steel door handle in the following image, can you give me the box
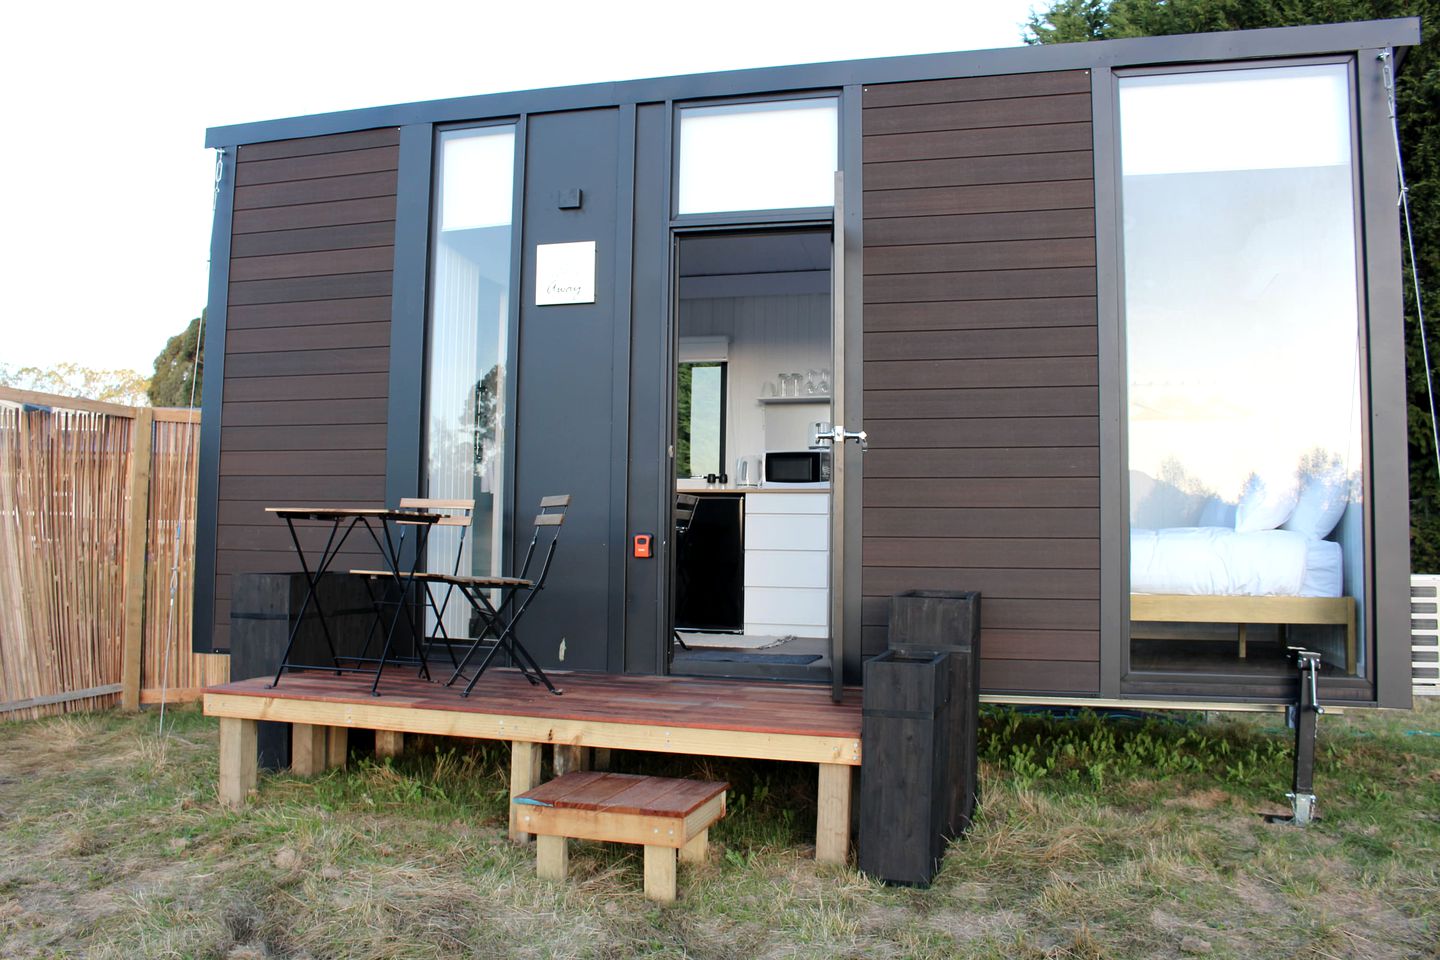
[814,424,868,451]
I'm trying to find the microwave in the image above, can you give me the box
[764,450,831,484]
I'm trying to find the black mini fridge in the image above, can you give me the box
[674,493,744,632]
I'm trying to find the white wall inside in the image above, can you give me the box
[678,293,830,466]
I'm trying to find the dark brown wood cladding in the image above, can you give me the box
[212,128,399,649]
[862,70,1099,696]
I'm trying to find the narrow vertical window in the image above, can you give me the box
[425,126,516,592]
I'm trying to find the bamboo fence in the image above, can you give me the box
[0,386,224,720]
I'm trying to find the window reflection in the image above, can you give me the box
[425,126,515,625]
[1120,64,1365,677]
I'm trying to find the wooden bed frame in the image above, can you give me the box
[1131,594,1357,676]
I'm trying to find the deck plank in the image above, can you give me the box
[206,670,862,741]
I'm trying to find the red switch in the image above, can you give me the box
[633,533,653,558]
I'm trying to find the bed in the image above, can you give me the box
[1128,528,1356,675]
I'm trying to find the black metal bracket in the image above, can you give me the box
[1265,647,1324,826]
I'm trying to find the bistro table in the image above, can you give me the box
[264,506,442,695]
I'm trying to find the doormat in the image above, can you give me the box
[680,651,822,665]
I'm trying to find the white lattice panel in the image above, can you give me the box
[1411,574,1440,695]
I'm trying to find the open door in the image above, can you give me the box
[825,172,863,702]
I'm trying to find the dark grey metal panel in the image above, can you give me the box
[1358,49,1411,709]
[607,104,638,674]
[513,108,623,672]
[624,102,669,675]
[193,146,236,653]
[1090,67,1125,699]
[385,124,433,517]
[206,20,1420,149]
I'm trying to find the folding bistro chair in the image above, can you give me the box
[349,498,474,692]
[438,495,571,697]
[670,494,699,659]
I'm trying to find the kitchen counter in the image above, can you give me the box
[676,480,830,494]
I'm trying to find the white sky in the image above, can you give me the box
[0,0,1039,375]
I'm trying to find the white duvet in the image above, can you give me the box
[1131,527,1342,598]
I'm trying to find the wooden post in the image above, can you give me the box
[816,763,852,865]
[643,845,677,903]
[375,730,405,759]
[326,726,348,769]
[509,741,542,842]
[120,407,154,712]
[291,724,328,776]
[680,829,709,864]
[536,834,568,882]
[592,748,612,771]
[218,717,257,808]
[553,744,591,775]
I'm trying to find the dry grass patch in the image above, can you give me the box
[2,700,1438,958]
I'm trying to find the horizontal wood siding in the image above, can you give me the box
[861,70,1099,696]
[213,129,399,649]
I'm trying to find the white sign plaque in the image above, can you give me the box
[535,241,596,305]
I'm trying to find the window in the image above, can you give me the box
[425,125,516,592]
[676,98,838,214]
[1120,64,1365,677]
[676,362,727,479]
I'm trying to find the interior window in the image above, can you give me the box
[676,361,726,478]
[676,98,838,214]
[1119,63,1365,680]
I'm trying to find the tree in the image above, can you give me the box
[148,312,205,407]
[0,362,150,406]
[1028,0,1440,569]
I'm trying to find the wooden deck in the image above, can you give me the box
[204,669,863,864]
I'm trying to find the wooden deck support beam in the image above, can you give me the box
[291,723,328,776]
[816,762,853,865]
[509,741,542,842]
[218,717,257,807]
[375,730,405,759]
[553,744,591,775]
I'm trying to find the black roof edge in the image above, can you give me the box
[204,17,1420,149]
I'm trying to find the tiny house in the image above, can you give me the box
[194,19,1420,711]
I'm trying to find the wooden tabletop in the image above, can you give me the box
[265,506,442,523]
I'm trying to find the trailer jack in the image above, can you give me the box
[1265,648,1324,826]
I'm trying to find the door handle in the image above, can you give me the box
[814,424,868,452]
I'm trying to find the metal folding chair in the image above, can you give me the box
[349,498,474,692]
[670,494,699,660]
[438,495,571,697]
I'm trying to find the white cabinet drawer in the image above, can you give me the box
[744,587,828,627]
[745,550,828,589]
[745,514,828,551]
[746,493,829,515]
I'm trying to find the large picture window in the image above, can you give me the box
[425,125,516,604]
[1120,63,1366,679]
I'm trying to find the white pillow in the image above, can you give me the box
[1234,472,1299,533]
[1282,468,1350,540]
[1197,497,1236,528]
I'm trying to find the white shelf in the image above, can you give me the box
[757,395,830,404]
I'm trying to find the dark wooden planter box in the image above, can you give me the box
[858,649,954,886]
[230,572,393,768]
[888,590,981,837]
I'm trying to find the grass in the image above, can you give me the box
[0,700,1437,959]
